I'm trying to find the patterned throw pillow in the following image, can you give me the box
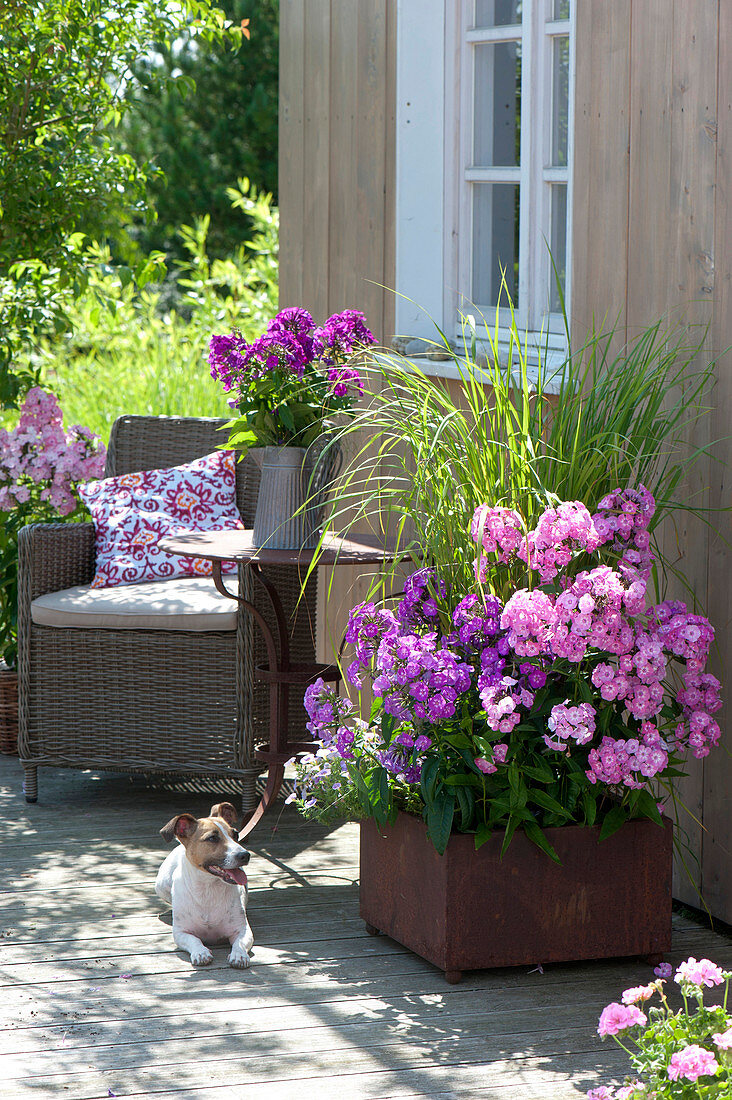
[79,450,244,588]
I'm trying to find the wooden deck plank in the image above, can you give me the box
[1,757,731,1099]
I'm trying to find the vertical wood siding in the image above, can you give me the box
[279,0,397,666]
[573,0,732,918]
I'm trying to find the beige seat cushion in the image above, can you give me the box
[31,576,239,632]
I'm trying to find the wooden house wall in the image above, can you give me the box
[573,0,731,919]
[280,1,732,920]
[279,0,397,663]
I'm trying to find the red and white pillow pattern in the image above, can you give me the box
[79,450,243,588]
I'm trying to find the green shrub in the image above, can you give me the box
[19,179,278,439]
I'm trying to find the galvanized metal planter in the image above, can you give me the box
[249,437,342,550]
[359,811,673,983]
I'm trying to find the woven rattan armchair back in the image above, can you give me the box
[17,415,318,810]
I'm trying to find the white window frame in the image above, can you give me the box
[455,0,574,338]
[394,0,575,370]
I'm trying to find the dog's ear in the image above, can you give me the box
[210,802,239,829]
[160,813,198,843]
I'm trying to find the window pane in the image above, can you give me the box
[553,0,570,19]
[475,0,522,27]
[472,183,520,307]
[551,36,569,167]
[474,42,521,167]
[549,183,568,312]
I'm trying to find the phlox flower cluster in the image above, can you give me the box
[517,500,602,583]
[303,678,355,757]
[593,485,656,584]
[371,631,472,724]
[208,307,374,411]
[545,701,596,751]
[0,388,106,516]
[591,956,732,1099]
[396,568,447,627]
[446,593,503,653]
[471,504,525,581]
[313,309,375,364]
[586,725,668,789]
[479,675,534,735]
[344,602,400,687]
[672,669,722,760]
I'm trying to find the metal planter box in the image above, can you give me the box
[359,812,673,982]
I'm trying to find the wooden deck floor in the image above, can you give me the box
[1,755,731,1099]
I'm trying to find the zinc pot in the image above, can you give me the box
[359,811,673,983]
[249,438,342,550]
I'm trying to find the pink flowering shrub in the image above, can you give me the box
[0,388,106,666]
[590,957,732,1098]
[290,484,721,858]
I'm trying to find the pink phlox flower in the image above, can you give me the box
[667,1044,719,1082]
[474,756,497,775]
[586,1088,616,1100]
[674,957,725,988]
[615,1087,642,1100]
[470,504,524,567]
[653,961,673,978]
[501,588,556,657]
[597,1002,647,1037]
[545,700,596,751]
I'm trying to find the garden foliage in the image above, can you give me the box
[17,180,278,438]
[0,0,241,407]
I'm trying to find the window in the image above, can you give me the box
[393,0,574,366]
[455,0,574,336]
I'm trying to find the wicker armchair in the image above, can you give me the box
[17,415,319,810]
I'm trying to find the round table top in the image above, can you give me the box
[158,528,397,567]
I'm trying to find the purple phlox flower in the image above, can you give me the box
[345,602,399,686]
[268,307,315,335]
[328,364,364,400]
[312,309,376,364]
[397,568,448,626]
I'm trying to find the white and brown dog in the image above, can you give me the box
[155,801,254,968]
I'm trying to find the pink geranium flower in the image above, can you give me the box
[597,1002,647,1037]
[667,1044,719,1082]
[675,957,725,988]
[713,1027,732,1050]
[621,983,656,1005]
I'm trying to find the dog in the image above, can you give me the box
[155,801,254,968]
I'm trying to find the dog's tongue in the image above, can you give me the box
[228,868,248,886]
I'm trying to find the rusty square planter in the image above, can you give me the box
[359,811,673,982]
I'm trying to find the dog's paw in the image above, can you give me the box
[191,948,214,967]
[228,949,252,969]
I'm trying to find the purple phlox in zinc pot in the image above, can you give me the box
[208,307,372,549]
